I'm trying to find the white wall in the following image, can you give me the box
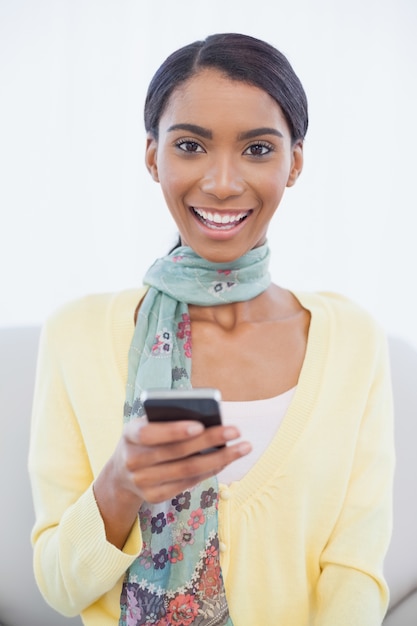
[1,0,416,351]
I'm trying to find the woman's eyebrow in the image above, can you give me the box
[238,127,284,140]
[167,123,212,139]
[166,124,284,141]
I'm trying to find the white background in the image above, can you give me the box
[1,0,416,350]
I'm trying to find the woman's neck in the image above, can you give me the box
[188,284,302,330]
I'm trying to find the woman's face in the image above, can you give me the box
[146,69,303,262]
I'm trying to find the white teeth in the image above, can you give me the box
[192,207,248,225]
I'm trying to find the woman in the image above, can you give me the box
[29,33,394,626]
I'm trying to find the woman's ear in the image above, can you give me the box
[286,141,304,188]
[145,135,159,182]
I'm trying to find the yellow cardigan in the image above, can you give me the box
[28,288,394,625]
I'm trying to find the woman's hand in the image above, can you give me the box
[93,419,251,549]
[120,419,250,502]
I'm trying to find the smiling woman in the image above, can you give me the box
[28,33,394,626]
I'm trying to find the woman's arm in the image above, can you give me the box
[314,330,395,626]
[28,316,142,616]
[29,305,249,616]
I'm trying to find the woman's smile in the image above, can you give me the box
[145,68,303,261]
[190,206,253,234]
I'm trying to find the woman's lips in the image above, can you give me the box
[191,207,251,230]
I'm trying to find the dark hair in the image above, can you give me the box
[144,33,308,144]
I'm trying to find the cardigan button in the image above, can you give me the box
[220,488,231,500]
[219,541,227,553]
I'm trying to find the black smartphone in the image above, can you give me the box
[140,388,222,428]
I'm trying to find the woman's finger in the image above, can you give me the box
[126,423,242,468]
[124,418,205,446]
[131,440,252,503]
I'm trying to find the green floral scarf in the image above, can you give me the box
[120,243,271,626]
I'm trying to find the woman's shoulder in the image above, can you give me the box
[293,290,386,344]
[47,288,145,322]
[292,291,390,382]
[294,289,377,320]
[41,288,147,348]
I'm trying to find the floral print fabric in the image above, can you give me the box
[120,486,231,626]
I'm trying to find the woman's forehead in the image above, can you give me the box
[160,69,288,132]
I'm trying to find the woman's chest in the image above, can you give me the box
[190,312,309,401]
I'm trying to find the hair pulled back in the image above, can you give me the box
[144,33,308,144]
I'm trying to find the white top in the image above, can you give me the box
[217,386,297,484]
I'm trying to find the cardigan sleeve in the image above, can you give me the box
[314,328,395,626]
[28,307,142,617]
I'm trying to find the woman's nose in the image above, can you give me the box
[199,155,245,199]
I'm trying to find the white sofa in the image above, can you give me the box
[0,326,416,625]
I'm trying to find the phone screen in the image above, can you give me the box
[141,388,222,428]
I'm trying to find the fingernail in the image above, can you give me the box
[238,442,252,455]
[223,427,239,441]
[187,422,204,435]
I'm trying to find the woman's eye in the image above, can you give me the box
[244,143,273,156]
[175,140,204,153]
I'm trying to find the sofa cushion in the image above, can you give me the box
[383,337,417,610]
[0,327,82,626]
[383,590,417,626]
